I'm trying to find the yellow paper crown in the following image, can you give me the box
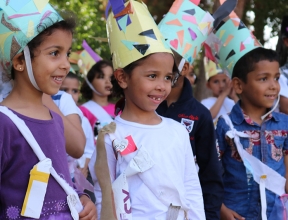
[106,0,172,69]
[204,57,223,80]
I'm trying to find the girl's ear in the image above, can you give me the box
[12,52,25,72]
[114,69,128,89]
[206,81,210,89]
[232,77,243,95]
[180,62,190,77]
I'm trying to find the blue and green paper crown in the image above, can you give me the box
[0,0,62,78]
[207,18,262,76]
[158,0,214,65]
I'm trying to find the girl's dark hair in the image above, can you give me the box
[232,47,279,83]
[113,53,179,115]
[80,60,113,100]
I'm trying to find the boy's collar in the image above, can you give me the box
[230,101,280,125]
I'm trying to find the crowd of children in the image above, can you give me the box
[1,0,288,219]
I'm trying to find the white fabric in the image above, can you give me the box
[279,74,288,99]
[52,91,80,117]
[89,115,205,220]
[260,177,267,220]
[178,58,186,73]
[0,106,83,220]
[82,100,114,125]
[0,80,13,102]
[52,91,95,167]
[201,97,234,122]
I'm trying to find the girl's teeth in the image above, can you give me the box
[53,77,62,81]
[152,97,161,101]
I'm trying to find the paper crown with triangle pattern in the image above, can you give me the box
[206,18,262,77]
[158,0,214,65]
[0,0,62,79]
[204,57,223,80]
[106,0,172,70]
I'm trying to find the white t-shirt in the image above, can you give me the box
[201,97,234,122]
[52,91,95,166]
[89,115,205,220]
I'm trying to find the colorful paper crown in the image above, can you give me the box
[207,18,262,76]
[158,0,214,65]
[204,57,223,80]
[0,0,62,78]
[106,0,172,70]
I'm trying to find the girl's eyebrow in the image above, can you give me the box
[43,45,72,51]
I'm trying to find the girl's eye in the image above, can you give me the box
[275,76,280,81]
[67,52,71,57]
[72,89,79,94]
[148,74,156,79]
[259,77,267,81]
[165,75,172,81]
[50,51,59,56]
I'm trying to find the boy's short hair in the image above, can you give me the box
[232,47,279,83]
[66,72,80,81]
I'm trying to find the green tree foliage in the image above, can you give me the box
[50,0,111,60]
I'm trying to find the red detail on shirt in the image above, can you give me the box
[178,114,199,121]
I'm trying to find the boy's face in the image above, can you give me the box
[207,74,229,97]
[60,77,80,103]
[234,60,280,110]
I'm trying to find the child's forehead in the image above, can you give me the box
[209,73,227,81]
[251,60,280,74]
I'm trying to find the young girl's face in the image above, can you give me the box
[31,29,72,95]
[91,65,113,97]
[60,77,80,103]
[124,52,174,113]
[207,73,228,97]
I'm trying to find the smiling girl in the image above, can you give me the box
[79,60,115,134]
[89,0,205,219]
[0,2,95,219]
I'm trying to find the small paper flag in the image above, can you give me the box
[114,2,133,18]
[139,29,157,40]
[225,49,236,60]
[240,42,245,52]
[223,35,234,47]
[183,9,195,15]
[170,0,184,14]
[182,43,192,56]
[182,15,197,24]
[170,39,179,49]
[118,14,129,33]
[26,21,34,38]
[188,27,197,40]
[133,44,150,55]
[166,19,182,26]
[193,46,197,58]
[177,30,184,47]
[33,0,49,13]
[121,40,138,50]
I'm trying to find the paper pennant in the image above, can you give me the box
[133,44,150,55]
[170,0,184,15]
[8,12,40,19]
[193,46,197,58]
[114,2,133,18]
[198,22,209,31]
[204,43,215,62]
[8,0,30,12]
[26,20,34,38]
[190,0,200,5]
[219,30,225,40]
[254,39,261,47]
[182,15,197,24]
[225,49,235,60]
[170,39,178,49]
[183,9,195,15]
[188,27,197,40]
[188,56,192,63]
[243,36,252,45]
[177,30,184,46]
[166,19,182,26]
[0,32,13,52]
[33,0,49,13]
[182,43,192,56]
[1,14,20,31]
[223,35,234,47]
[139,29,157,40]
[118,14,129,33]
[10,36,21,60]
[121,40,138,50]
[227,61,234,70]
[240,42,245,52]
[238,21,246,30]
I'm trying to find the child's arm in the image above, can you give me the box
[209,82,233,119]
[42,94,85,158]
[79,195,97,220]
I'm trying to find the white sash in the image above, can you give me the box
[109,133,190,219]
[82,100,113,125]
[0,106,83,219]
[221,114,286,220]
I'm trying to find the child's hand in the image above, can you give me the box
[220,204,245,220]
[79,195,97,220]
